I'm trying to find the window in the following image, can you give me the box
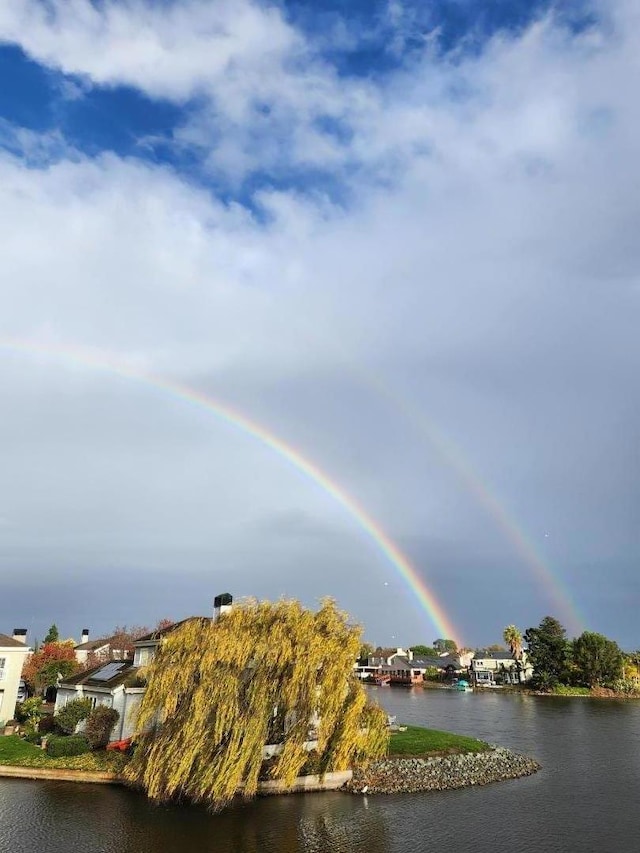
[0,658,5,681]
[135,647,155,666]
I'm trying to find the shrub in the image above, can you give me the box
[15,698,44,725]
[84,706,120,749]
[22,731,41,744]
[551,684,591,696]
[612,678,640,695]
[55,698,93,734]
[46,734,91,758]
[38,714,58,734]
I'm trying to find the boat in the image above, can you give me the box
[451,679,473,692]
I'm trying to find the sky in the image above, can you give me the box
[0,0,638,650]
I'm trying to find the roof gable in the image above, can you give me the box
[0,632,29,649]
[134,616,210,644]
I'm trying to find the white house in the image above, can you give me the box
[56,595,235,742]
[0,630,31,723]
[470,650,533,685]
[54,660,145,741]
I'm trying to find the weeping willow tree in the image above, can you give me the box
[124,598,388,809]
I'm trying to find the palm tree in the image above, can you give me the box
[503,625,523,683]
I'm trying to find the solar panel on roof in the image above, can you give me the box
[92,662,126,681]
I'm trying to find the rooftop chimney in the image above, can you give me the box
[213,593,233,622]
[81,628,90,643]
[12,628,27,644]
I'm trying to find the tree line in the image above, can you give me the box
[362,620,637,693]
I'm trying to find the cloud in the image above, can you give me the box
[1,0,633,186]
[0,1,639,645]
[0,0,300,101]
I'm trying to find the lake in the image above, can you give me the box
[2,687,640,852]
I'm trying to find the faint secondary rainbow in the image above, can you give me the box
[0,335,462,644]
[363,379,585,636]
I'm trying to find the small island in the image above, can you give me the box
[348,725,539,794]
[0,598,540,806]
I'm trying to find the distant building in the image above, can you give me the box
[0,630,31,722]
[470,650,533,685]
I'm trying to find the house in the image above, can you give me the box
[74,629,132,666]
[54,660,144,741]
[132,616,210,667]
[354,647,413,679]
[56,594,234,741]
[355,646,468,684]
[381,653,467,685]
[0,629,31,723]
[470,650,533,686]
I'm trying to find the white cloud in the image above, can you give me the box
[3,1,637,185]
[0,0,300,100]
[1,0,640,641]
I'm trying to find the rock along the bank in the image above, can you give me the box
[348,747,540,794]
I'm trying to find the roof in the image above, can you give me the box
[0,633,30,649]
[134,616,210,644]
[59,660,137,689]
[383,655,464,671]
[74,638,112,651]
[374,647,400,659]
[473,651,515,660]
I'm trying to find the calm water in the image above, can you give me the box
[3,688,640,853]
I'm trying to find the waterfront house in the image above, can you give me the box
[381,653,466,685]
[354,647,413,680]
[54,660,144,740]
[0,629,31,723]
[56,594,234,741]
[470,651,533,686]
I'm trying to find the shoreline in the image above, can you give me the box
[0,763,352,794]
[409,683,640,701]
[1,748,540,797]
[348,747,540,794]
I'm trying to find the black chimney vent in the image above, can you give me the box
[214,593,233,608]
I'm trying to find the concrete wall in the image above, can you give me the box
[0,646,30,723]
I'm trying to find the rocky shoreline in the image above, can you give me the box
[348,747,540,794]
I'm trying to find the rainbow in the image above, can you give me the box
[365,380,585,636]
[0,335,462,643]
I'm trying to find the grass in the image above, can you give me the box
[0,736,128,772]
[551,685,591,696]
[388,725,489,757]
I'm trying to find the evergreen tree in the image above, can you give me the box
[524,616,570,690]
[410,645,438,657]
[433,639,457,653]
[572,632,623,688]
[44,624,59,643]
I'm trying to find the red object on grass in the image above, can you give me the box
[106,738,132,752]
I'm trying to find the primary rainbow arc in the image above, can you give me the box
[0,335,462,644]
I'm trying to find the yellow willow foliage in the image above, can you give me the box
[124,598,389,810]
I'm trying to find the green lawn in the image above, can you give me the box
[388,725,489,757]
[0,736,127,772]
